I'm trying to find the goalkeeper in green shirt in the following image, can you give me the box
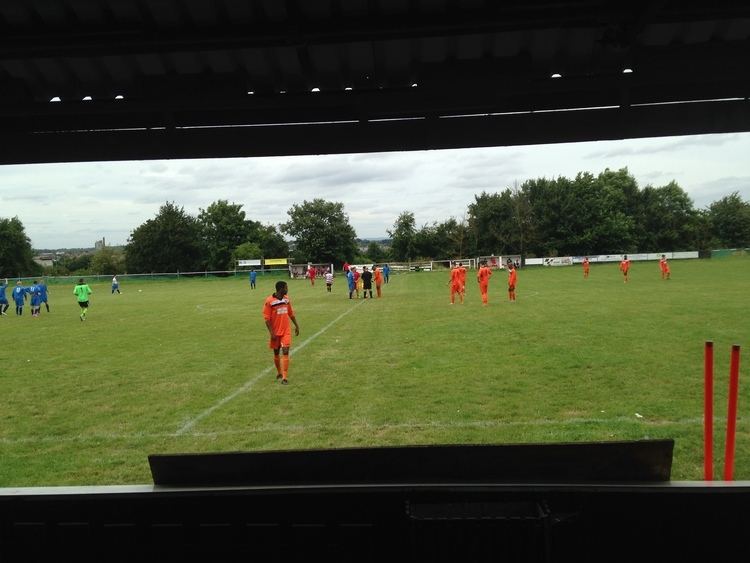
[73,278,93,321]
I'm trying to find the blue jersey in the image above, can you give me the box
[0,282,7,303]
[12,285,29,304]
[38,283,48,301]
[347,271,355,290]
[250,271,257,282]
[30,285,42,306]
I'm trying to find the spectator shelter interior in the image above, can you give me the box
[1,1,749,560]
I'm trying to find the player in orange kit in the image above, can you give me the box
[449,263,463,304]
[457,261,467,300]
[373,265,383,297]
[263,281,300,385]
[476,260,493,305]
[507,260,517,301]
[659,254,671,280]
[619,255,631,283]
[582,257,590,278]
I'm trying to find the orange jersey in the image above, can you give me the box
[477,266,492,284]
[263,294,295,336]
[450,267,462,288]
[660,258,669,272]
[583,259,590,270]
[508,267,517,286]
[373,268,383,284]
[458,267,467,285]
[620,259,630,273]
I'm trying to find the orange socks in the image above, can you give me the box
[281,355,289,380]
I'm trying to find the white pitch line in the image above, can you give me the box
[174,300,365,436]
[0,416,723,446]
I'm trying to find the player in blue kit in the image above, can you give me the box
[37,280,50,312]
[249,269,257,289]
[0,278,9,316]
[12,281,29,316]
[347,268,355,299]
[29,280,42,317]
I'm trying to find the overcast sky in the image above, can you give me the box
[2,132,749,249]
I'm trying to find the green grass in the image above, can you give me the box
[2,259,749,485]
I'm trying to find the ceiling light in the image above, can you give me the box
[551,73,562,79]
[49,96,61,102]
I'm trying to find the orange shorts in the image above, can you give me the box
[269,333,292,350]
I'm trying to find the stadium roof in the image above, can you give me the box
[1,0,749,164]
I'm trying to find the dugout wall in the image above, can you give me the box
[3,442,750,562]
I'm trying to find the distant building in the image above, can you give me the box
[94,237,106,250]
[33,254,56,268]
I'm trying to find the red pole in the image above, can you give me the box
[723,345,741,481]
[704,341,714,481]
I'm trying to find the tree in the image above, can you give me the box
[199,200,252,271]
[232,241,262,263]
[252,223,289,258]
[388,211,417,261]
[365,241,386,262]
[90,247,125,275]
[707,192,750,248]
[280,199,358,265]
[414,218,468,259]
[0,216,36,277]
[467,191,517,256]
[638,182,698,251]
[55,253,93,274]
[125,202,203,273]
[519,170,639,256]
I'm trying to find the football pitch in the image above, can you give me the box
[2,257,749,486]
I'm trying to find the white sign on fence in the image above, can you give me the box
[543,256,573,266]
[238,259,262,267]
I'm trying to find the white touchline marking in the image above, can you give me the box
[174,300,366,435]
[0,416,720,446]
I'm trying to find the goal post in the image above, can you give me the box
[289,262,334,279]
[433,258,476,270]
[477,255,503,269]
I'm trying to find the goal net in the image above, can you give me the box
[289,263,333,279]
[432,258,476,270]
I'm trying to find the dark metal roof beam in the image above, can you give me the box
[0,99,747,165]
[2,5,749,60]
